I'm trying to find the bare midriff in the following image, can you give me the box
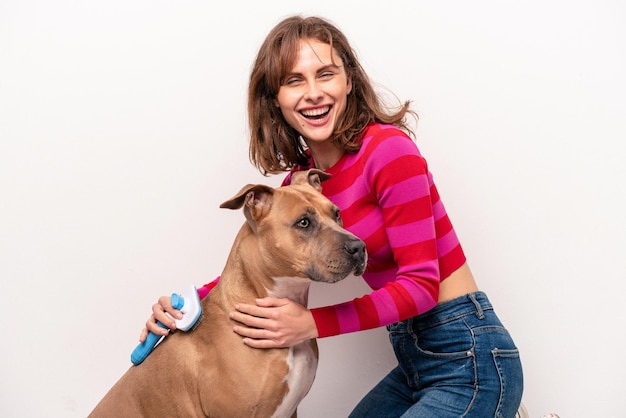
[438,263,479,304]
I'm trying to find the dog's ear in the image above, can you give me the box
[291,169,331,192]
[220,184,274,232]
[220,184,274,210]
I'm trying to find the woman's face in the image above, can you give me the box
[275,39,352,145]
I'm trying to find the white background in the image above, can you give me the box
[1,1,625,417]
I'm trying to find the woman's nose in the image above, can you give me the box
[304,81,323,101]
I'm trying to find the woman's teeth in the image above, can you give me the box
[301,106,330,119]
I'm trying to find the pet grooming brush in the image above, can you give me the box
[131,284,202,365]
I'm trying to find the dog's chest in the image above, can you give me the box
[270,341,318,418]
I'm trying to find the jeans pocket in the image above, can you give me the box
[409,318,477,390]
[492,348,524,418]
[414,317,474,358]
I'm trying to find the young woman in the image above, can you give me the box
[141,15,524,417]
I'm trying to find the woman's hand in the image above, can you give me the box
[138,295,184,342]
[229,297,318,348]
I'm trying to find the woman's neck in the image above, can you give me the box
[308,142,344,171]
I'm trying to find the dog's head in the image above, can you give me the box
[220,169,367,283]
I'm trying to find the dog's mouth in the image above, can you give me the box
[353,258,367,276]
[305,257,366,284]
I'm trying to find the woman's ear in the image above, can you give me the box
[347,77,353,95]
[273,98,280,107]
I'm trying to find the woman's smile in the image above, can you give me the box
[300,105,331,120]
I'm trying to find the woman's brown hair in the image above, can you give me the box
[248,15,416,175]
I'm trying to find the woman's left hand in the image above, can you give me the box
[229,297,318,348]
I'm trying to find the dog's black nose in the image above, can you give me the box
[344,239,366,259]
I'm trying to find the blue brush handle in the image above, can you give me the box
[130,293,184,365]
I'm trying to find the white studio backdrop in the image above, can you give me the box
[1,1,625,417]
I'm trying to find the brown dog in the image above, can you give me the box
[88,169,367,418]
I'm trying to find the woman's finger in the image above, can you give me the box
[233,302,273,319]
[229,310,275,330]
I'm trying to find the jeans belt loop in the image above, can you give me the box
[469,292,485,319]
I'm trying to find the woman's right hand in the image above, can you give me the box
[138,295,184,342]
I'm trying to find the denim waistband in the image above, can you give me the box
[409,291,494,332]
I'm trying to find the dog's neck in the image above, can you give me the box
[267,277,311,307]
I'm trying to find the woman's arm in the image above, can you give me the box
[308,129,465,337]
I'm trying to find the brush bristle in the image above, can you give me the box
[190,313,204,331]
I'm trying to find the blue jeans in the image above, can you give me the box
[348,292,523,418]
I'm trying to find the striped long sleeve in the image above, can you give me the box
[290,123,466,338]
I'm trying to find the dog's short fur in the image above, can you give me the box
[89,169,367,418]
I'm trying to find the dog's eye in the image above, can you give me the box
[296,218,311,228]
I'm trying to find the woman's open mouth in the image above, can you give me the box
[300,105,331,120]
